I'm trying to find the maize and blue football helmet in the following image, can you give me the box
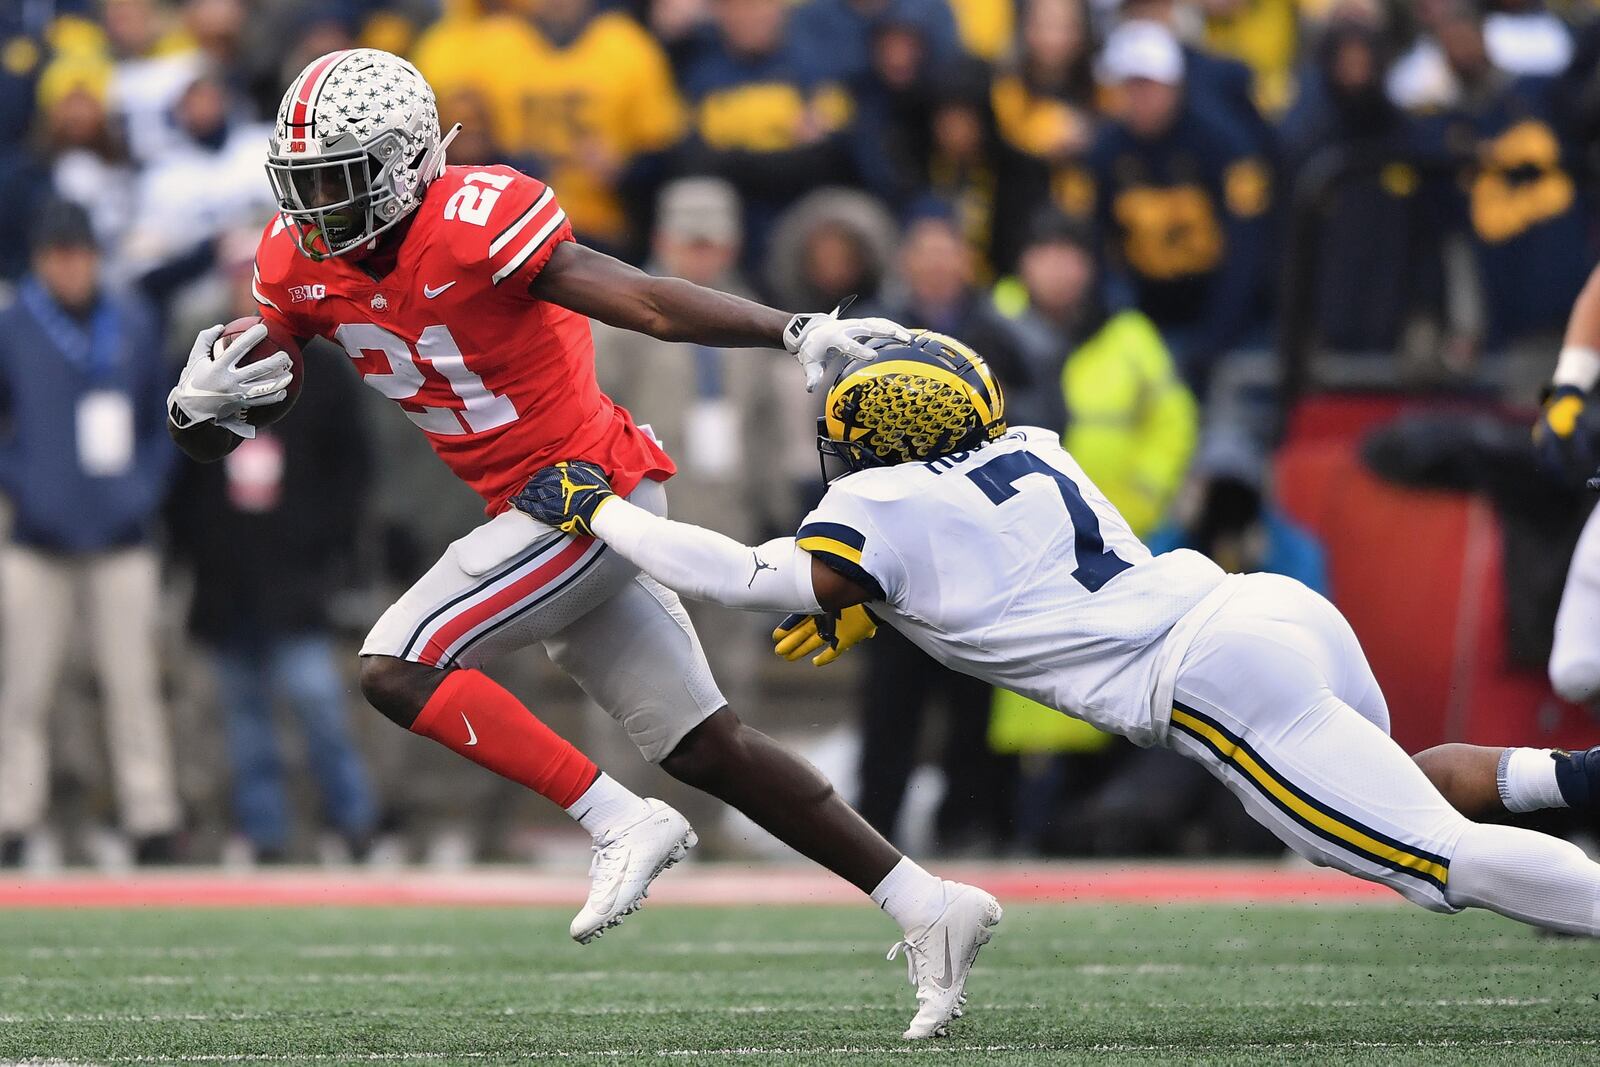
[817,331,1007,477]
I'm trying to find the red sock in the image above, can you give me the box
[411,669,598,808]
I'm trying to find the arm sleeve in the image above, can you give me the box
[796,485,905,604]
[591,497,822,613]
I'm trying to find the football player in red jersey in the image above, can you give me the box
[166,46,985,990]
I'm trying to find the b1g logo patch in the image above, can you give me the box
[289,284,327,302]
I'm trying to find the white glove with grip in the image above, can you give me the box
[784,309,912,392]
[167,323,291,440]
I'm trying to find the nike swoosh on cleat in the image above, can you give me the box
[461,712,478,747]
[423,281,456,299]
[932,929,954,989]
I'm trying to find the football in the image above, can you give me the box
[220,314,303,428]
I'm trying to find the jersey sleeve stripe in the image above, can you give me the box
[491,205,568,285]
[796,522,866,553]
[488,187,553,257]
[797,534,865,565]
[807,550,886,602]
[251,265,282,312]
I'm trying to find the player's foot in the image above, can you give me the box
[1553,748,1600,809]
[569,799,696,945]
[886,881,1002,1039]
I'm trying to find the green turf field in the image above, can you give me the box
[1,903,1596,1065]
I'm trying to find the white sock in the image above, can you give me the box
[1497,748,1568,813]
[1447,821,1600,936]
[565,773,652,840]
[870,856,948,934]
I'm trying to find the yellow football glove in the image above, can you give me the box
[772,605,879,666]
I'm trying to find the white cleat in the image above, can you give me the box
[569,799,696,945]
[887,882,1002,1039]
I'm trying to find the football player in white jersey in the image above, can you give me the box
[1534,262,1600,707]
[517,331,1600,1023]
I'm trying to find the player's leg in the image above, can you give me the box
[545,554,1000,1038]
[358,507,693,940]
[1549,503,1600,705]
[1170,574,1600,934]
[1305,563,1600,821]
[0,547,76,852]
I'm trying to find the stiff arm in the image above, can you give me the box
[590,496,873,614]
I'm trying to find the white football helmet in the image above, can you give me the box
[265,48,458,260]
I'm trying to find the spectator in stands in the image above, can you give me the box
[414,0,685,256]
[0,201,180,867]
[0,52,133,284]
[1420,3,1592,374]
[765,187,900,313]
[167,243,378,865]
[1119,0,1276,159]
[0,12,46,151]
[121,66,274,299]
[922,59,1033,278]
[677,0,855,267]
[993,210,1197,537]
[1279,14,1448,357]
[991,0,1097,169]
[1066,19,1273,392]
[849,4,939,206]
[791,0,961,86]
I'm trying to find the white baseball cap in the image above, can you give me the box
[1098,20,1185,86]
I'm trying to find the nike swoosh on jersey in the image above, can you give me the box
[461,711,478,747]
[424,281,457,299]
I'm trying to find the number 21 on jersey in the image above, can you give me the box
[335,322,517,436]
[967,451,1132,592]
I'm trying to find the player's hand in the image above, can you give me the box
[1533,385,1600,483]
[512,460,617,537]
[772,604,878,666]
[167,323,289,436]
[784,305,911,392]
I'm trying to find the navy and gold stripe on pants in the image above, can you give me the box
[1169,701,1451,893]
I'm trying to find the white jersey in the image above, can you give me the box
[798,427,1227,744]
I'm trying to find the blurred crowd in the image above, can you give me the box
[0,0,1597,868]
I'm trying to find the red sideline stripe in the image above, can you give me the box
[419,538,592,666]
[0,864,1397,909]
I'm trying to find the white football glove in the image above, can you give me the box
[783,307,912,392]
[167,322,290,440]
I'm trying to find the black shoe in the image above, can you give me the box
[1552,748,1600,810]
[0,835,23,868]
[132,833,180,866]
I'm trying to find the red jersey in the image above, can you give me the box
[252,165,674,514]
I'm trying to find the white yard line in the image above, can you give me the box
[13,1037,1600,1064]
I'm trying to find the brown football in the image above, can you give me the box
[219,314,304,428]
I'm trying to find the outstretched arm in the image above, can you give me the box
[532,240,789,348]
[531,241,909,389]
[511,461,872,613]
